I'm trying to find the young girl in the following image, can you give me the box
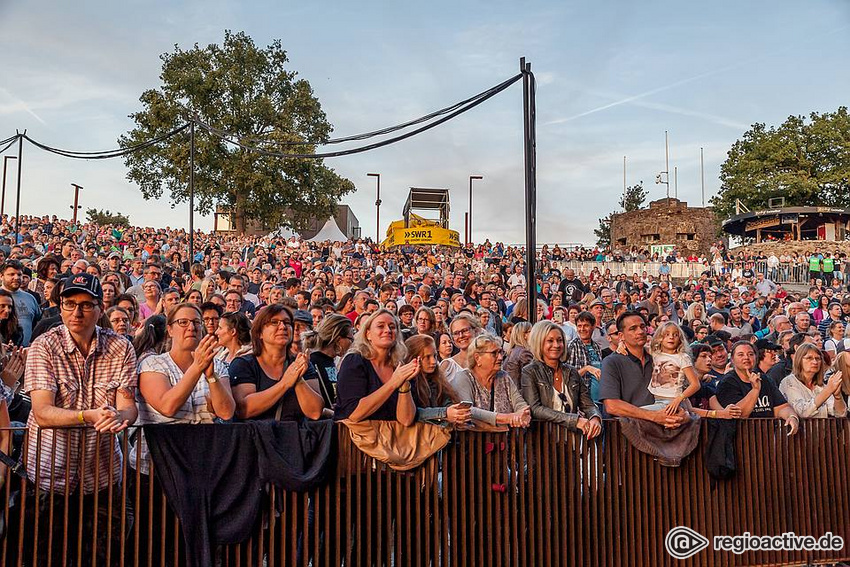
[646,321,701,415]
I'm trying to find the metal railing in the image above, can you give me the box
[548,259,837,285]
[1,419,849,566]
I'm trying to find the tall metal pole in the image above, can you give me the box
[700,147,705,207]
[1,156,16,218]
[664,130,670,201]
[469,175,482,245]
[14,132,23,245]
[189,120,195,264]
[368,173,381,243]
[623,155,627,197]
[521,58,538,324]
[70,184,83,224]
[673,166,678,199]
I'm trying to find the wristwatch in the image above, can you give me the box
[208,371,219,384]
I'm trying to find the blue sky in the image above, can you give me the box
[0,0,848,244]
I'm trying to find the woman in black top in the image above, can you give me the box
[230,304,324,421]
[302,314,354,407]
[334,309,420,424]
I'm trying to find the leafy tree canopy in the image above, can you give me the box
[86,208,130,226]
[711,107,850,219]
[119,31,355,234]
[619,182,647,212]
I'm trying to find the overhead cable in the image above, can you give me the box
[22,123,190,160]
[197,73,522,159]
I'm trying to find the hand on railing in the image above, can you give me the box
[89,406,131,434]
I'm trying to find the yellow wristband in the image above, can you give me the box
[398,383,411,394]
[78,411,86,424]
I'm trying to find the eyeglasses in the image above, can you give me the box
[110,317,130,324]
[203,316,220,324]
[172,318,202,328]
[61,299,98,313]
[480,350,503,358]
[452,327,471,338]
[266,318,293,328]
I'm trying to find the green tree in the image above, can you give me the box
[619,181,647,212]
[594,215,611,248]
[119,31,355,234]
[86,208,130,226]
[711,107,850,219]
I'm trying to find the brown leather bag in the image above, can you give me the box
[341,420,451,472]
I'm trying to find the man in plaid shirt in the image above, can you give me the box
[22,272,138,564]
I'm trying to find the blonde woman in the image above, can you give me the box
[302,313,354,407]
[503,321,533,386]
[684,302,708,326]
[334,309,419,425]
[779,343,846,418]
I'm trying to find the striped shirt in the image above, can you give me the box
[23,325,137,494]
[129,353,228,475]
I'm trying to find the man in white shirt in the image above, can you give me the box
[507,264,526,289]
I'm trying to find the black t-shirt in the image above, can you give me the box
[310,351,338,407]
[689,381,716,410]
[229,354,318,421]
[715,370,787,418]
[333,352,420,421]
[558,278,586,303]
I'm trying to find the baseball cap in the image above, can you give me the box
[404,284,416,293]
[61,273,103,300]
[108,251,122,259]
[293,309,314,326]
[589,299,605,308]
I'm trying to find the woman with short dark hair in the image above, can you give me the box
[229,304,324,421]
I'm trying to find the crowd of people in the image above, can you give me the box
[0,212,849,559]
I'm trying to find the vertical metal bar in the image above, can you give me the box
[31,429,43,567]
[119,432,129,567]
[520,58,537,323]
[345,431,352,567]
[189,119,195,265]
[14,133,22,244]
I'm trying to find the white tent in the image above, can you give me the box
[266,225,299,239]
[307,218,347,242]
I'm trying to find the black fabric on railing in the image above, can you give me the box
[145,420,335,567]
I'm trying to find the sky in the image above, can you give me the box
[0,0,848,245]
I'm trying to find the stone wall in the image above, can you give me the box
[731,240,850,257]
[610,198,719,255]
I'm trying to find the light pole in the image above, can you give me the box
[468,175,482,245]
[1,156,16,217]
[367,173,381,243]
[70,184,83,224]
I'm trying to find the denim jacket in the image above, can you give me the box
[520,360,601,430]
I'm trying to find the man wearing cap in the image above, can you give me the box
[23,272,137,561]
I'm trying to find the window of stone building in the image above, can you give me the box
[676,232,696,240]
[641,233,661,241]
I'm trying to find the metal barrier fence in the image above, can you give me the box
[1,419,849,566]
[549,260,834,285]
